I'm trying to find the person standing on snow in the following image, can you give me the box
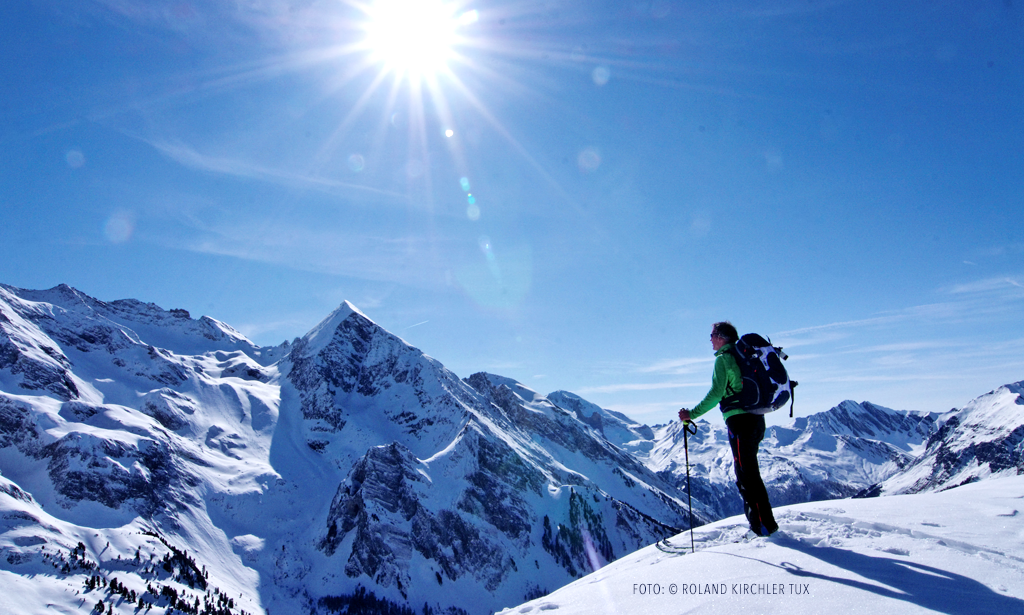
[678,321,779,537]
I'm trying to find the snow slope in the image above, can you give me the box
[500,475,1024,615]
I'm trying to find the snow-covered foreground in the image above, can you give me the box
[500,475,1024,615]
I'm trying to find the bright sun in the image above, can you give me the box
[365,0,475,77]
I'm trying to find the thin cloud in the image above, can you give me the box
[84,0,318,46]
[637,356,713,375]
[836,340,968,355]
[185,234,444,288]
[811,373,984,384]
[775,313,904,339]
[156,211,453,289]
[948,276,1024,294]
[786,339,1024,389]
[576,381,706,395]
[778,275,1024,349]
[147,139,406,200]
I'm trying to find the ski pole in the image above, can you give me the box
[683,420,698,553]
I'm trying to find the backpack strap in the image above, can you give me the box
[788,380,798,417]
[719,344,744,411]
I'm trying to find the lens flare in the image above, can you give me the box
[577,147,601,173]
[66,149,85,168]
[456,239,533,309]
[103,211,135,243]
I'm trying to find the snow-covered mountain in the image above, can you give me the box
[543,388,941,520]
[268,302,697,613]
[0,283,284,615]
[860,380,1024,496]
[1,283,1020,615]
[0,284,698,615]
[545,390,655,452]
[633,400,940,520]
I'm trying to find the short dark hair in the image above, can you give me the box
[712,321,738,343]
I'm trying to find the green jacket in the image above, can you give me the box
[690,343,748,422]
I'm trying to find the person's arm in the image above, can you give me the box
[688,353,732,420]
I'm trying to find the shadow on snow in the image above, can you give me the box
[711,534,1024,615]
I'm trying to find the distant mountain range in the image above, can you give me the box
[1,284,1020,615]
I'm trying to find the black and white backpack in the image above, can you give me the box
[722,333,797,417]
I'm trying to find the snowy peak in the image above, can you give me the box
[871,380,1024,495]
[276,324,699,612]
[283,299,470,466]
[945,380,1024,434]
[296,300,373,359]
[0,283,281,523]
[465,373,569,424]
[468,372,542,401]
[8,283,94,314]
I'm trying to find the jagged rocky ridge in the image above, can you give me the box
[0,283,1020,615]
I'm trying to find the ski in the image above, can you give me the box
[655,538,691,555]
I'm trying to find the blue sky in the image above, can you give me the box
[2,0,1022,425]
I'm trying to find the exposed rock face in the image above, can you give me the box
[0,377,195,517]
[0,295,80,400]
[320,441,516,597]
[40,430,199,515]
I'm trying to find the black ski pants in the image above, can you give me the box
[726,412,778,536]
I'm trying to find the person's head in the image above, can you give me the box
[710,321,738,350]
